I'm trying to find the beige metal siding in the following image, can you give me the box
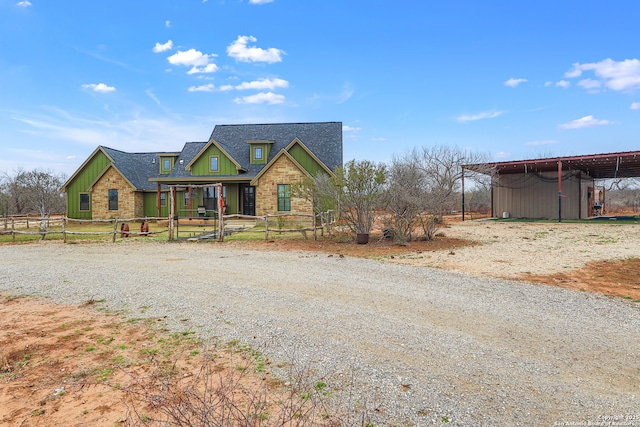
[493,172,586,219]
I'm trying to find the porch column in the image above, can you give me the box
[157,183,161,218]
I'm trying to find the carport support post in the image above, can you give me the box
[558,160,563,222]
[461,166,465,221]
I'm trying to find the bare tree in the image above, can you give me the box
[384,146,494,241]
[0,169,66,216]
[383,155,424,243]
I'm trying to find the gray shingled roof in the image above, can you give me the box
[102,147,165,191]
[207,122,343,178]
[102,122,342,186]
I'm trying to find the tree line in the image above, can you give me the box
[0,169,67,217]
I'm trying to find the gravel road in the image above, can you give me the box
[1,241,639,426]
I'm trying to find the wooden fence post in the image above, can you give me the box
[169,187,175,241]
[11,218,15,242]
[112,219,118,243]
[313,213,317,240]
[62,217,67,243]
[265,213,269,241]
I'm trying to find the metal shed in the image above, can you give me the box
[463,151,640,221]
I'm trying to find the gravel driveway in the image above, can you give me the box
[1,241,639,426]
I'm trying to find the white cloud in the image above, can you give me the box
[153,40,173,53]
[577,78,601,91]
[249,0,274,3]
[187,64,218,74]
[559,115,612,130]
[12,107,213,158]
[16,1,31,7]
[165,20,171,28]
[456,110,505,123]
[167,49,218,74]
[495,152,510,159]
[337,84,354,104]
[544,81,553,87]
[504,78,527,88]
[525,139,558,146]
[564,58,640,92]
[227,35,284,63]
[342,125,361,132]
[631,102,640,110]
[234,92,285,104]
[371,137,387,142]
[146,89,161,105]
[222,78,289,91]
[82,83,116,93]
[556,80,570,88]
[188,84,215,92]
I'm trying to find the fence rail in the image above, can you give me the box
[0,215,168,243]
[1,210,337,243]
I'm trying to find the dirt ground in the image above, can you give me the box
[2,217,639,426]
[0,295,308,427]
[240,218,640,301]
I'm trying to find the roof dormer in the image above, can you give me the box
[247,140,274,165]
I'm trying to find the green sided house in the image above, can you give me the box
[61,122,343,219]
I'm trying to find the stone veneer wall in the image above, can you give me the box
[255,155,313,215]
[91,167,144,219]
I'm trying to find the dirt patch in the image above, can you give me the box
[521,258,640,300]
[0,295,325,427]
[238,232,472,259]
[0,295,200,426]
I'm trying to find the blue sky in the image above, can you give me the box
[1,0,640,177]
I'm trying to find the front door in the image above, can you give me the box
[242,186,256,216]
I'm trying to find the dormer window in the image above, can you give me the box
[247,140,273,165]
[159,155,177,174]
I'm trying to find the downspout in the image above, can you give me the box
[558,160,563,222]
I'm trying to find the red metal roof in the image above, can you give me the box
[465,150,640,179]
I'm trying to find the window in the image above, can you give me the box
[108,189,118,210]
[160,192,167,207]
[203,186,226,211]
[277,184,291,211]
[79,193,90,211]
[184,191,190,206]
[210,156,219,172]
[254,147,263,160]
[163,159,171,171]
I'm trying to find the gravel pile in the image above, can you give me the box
[1,241,639,426]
